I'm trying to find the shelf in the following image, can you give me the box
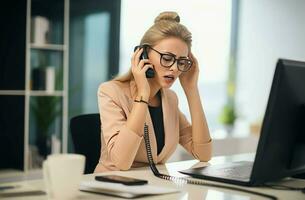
[0,90,26,95]
[29,90,64,96]
[0,90,65,96]
[30,43,66,51]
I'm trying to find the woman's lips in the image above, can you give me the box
[163,75,175,84]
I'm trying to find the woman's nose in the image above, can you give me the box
[169,61,179,72]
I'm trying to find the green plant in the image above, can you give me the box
[31,94,61,157]
[31,96,61,137]
[219,56,237,125]
[219,104,237,125]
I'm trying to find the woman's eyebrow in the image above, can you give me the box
[162,51,188,58]
[161,51,176,56]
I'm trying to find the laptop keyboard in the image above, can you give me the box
[201,161,253,180]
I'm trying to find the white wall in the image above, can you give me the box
[236,0,305,123]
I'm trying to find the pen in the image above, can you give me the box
[0,190,46,198]
[0,185,20,191]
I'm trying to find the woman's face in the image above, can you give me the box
[148,37,189,88]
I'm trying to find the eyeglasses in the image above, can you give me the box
[148,46,193,72]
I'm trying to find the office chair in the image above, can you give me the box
[70,113,101,174]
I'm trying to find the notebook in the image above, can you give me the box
[79,180,179,198]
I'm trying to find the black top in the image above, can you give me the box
[148,103,165,155]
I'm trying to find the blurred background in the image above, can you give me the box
[1,0,305,172]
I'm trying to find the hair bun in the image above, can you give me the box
[154,11,180,24]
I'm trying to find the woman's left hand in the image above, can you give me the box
[179,52,199,91]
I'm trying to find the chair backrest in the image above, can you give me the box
[70,113,101,174]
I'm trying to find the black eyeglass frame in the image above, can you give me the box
[146,45,193,72]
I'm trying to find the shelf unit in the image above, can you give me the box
[0,0,69,171]
[26,0,69,171]
[1,0,122,171]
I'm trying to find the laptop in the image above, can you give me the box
[180,59,305,186]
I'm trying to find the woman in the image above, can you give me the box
[94,11,212,172]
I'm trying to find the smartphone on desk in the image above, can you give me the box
[95,175,148,186]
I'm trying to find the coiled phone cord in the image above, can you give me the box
[143,123,278,200]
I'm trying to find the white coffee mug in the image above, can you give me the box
[43,154,85,199]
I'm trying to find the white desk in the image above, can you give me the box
[1,153,304,200]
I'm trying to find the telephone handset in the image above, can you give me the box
[134,45,155,78]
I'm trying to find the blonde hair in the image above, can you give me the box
[114,11,192,82]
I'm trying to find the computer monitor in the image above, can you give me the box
[251,58,305,183]
[180,58,305,186]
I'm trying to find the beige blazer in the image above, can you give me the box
[94,80,212,172]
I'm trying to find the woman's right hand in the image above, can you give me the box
[131,48,151,100]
